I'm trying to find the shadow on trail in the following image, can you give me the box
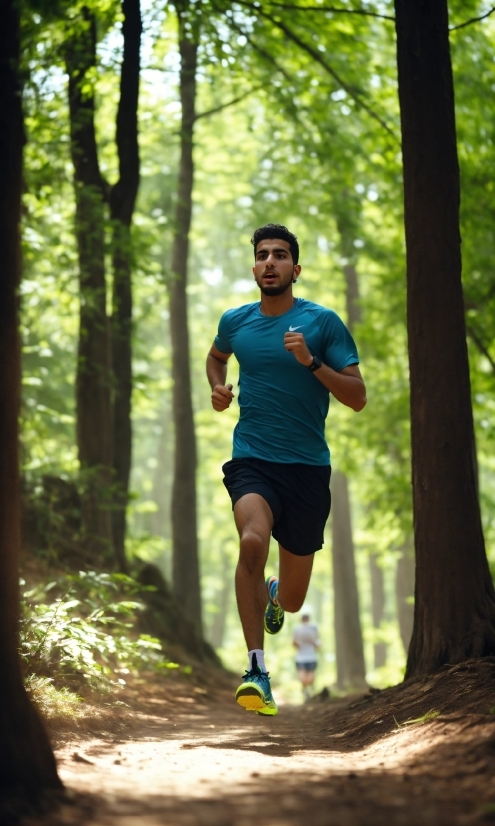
[23,659,495,826]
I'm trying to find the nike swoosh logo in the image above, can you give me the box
[288,325,304,331]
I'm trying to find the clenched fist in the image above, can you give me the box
[284,332,313,366]
[211,383,234,411]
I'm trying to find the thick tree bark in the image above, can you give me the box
[330,217,368,686]
[109,0,142,574]
[394,0,495,677]
[66,11,113,562]
[331,471,367,689]
[168,7,202,633]
[396,541,414,653]
[0,0,63,810]
[370,554,387,668]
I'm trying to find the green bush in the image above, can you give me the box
[20,570,174,693]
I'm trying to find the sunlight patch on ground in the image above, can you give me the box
[56,719,443,804]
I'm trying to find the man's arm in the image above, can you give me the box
[284,332,367,412]
[206,343,234,411]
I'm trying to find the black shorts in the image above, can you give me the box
[296,661,318,672]
[222,457,331,556]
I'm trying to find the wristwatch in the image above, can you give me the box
[307,355,322,372]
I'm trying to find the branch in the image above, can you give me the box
[235,0,399,143]
[450,6,495,31]
[265,2,394,21]
[195,84,263,121]
[220,12,296,83]
[467,324,495,373]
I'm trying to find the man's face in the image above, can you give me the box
[252,238,301,296]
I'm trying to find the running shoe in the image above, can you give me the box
[235,654,278,716]
[264,575,284,635]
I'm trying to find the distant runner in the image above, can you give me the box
[206,224,366,716]
[293,612,320,701]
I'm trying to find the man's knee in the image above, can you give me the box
[238,530,267,576]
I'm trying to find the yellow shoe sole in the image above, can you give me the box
[236,687,278,716]
[236,692,265,712]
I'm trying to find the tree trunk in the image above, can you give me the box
[0,0,63,811]
[168,7,202,633]
[150,407,173,555]
[396,541,414,654]
[330,217,369,686]
[66,11,113,562]
[109,0,142,574]
[369,554,387,668]
[209,548,230,649]
[343,262,360,332]
[331,471,367,689]
[394,0,495,677]
[346,257,387,670]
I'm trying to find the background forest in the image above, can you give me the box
[19,0,495,702]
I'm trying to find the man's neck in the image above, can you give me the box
[259,289,296,317]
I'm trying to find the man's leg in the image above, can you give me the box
[297,667,313,700]
[234,494,278,715]
[277,545,314,613]
[234,493,273,651]
[264,546,314,635]
[298,668,315,688]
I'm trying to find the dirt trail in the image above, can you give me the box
[23,662,495,826]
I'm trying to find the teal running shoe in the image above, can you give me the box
[264,575,284,635]
[235,654,278,716]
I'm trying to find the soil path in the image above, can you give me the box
[24,664,495,826]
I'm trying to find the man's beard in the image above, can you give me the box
[258,278,293,296]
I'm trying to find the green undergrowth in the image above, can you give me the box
[394,708,440,728]
[20,570,187,717]
[25,675,84,720]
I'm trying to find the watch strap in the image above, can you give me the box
[308,355,322,372]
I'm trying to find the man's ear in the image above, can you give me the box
[293,264,302,283]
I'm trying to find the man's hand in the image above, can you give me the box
[211,383,234,412]
[284,332,313,366]
[282,333,367,411]
[207,345,232,410]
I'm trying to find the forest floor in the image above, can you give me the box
[23,657,495,826]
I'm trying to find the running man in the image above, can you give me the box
[206,224,366,716]
[293,612,320,701]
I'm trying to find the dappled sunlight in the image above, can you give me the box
[29,668,495,825]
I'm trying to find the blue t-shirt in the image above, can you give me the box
[214,298,359,465]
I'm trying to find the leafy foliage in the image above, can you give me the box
[20,571,172,692]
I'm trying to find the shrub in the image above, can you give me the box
[20,570,173,693]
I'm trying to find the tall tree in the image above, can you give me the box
[209,545,231,648]
[370,554,386,668]
[330,204,367,689]
[0,0,62,811]
[109,0,142,573]
[396,540,414,653]
[394,0,495,677]
[168,0,202,633]
[332,471,367,689]
[66,10,113,561]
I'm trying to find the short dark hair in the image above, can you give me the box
[251,224,299,264]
